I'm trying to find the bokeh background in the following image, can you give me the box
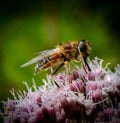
[0,0,120,120]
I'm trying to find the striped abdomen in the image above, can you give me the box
[35,53,63,73]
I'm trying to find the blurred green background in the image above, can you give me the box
[0,0,120,105]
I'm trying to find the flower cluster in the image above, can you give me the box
[1,57,120,123]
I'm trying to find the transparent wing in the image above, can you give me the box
[20,48,59,68]
[34,50,52,56]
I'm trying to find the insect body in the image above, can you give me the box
[21,40,91,75]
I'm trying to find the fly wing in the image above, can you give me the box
[20,48,59,68]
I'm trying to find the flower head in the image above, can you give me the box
[1,57,120,123]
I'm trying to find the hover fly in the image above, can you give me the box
[21,40,91,75]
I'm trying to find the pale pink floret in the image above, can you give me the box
[1,57,120,123]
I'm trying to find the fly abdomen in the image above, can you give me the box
[35,57,51,73]
[35,54,63,74]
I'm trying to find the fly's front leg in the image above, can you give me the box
[83,57,91,71]
[81,57,91,73]
[76,56,91,73]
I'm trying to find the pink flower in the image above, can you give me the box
[1,57,120,123]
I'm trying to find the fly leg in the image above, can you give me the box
[82,57,91,72]
[52,56,70,76]
[52,62,65,76]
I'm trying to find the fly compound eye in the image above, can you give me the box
[78,40,87,53]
